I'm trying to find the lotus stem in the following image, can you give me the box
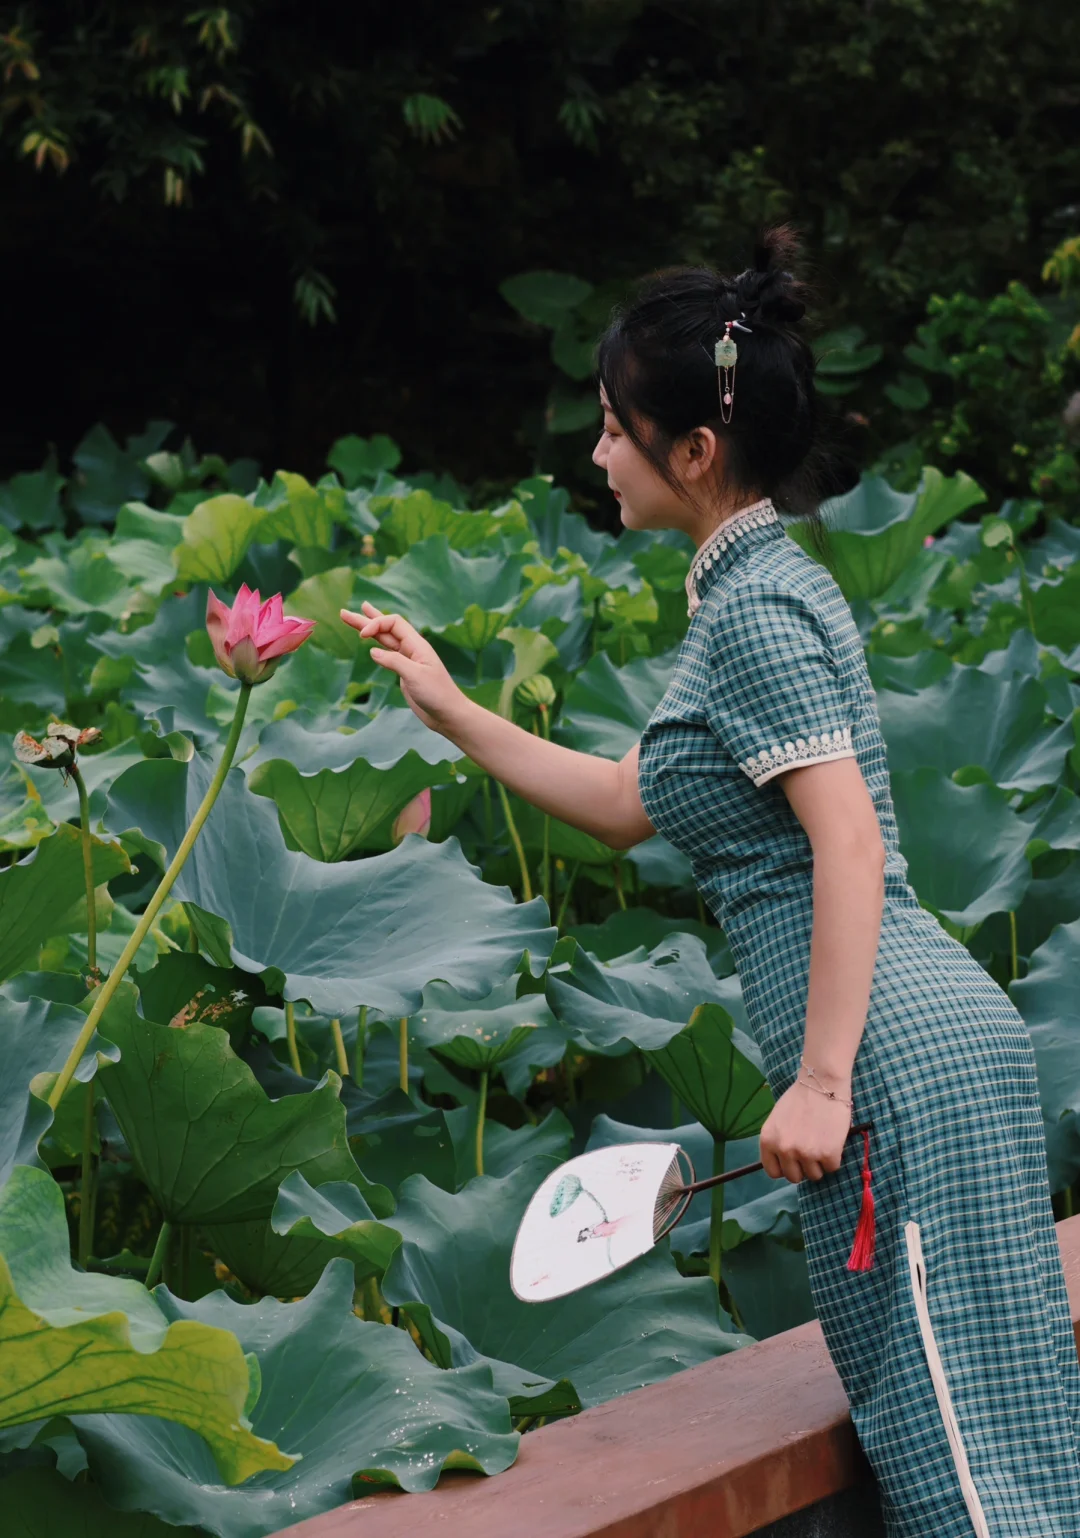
[146,1219,172,1289]
[481,776,494,844]
[709,1137,725,1294]
[284,1000,301,1075]
[613,855,627,910]
[534,711,552,909]
[475,1068,489,1178]
[330,1018,349,1078]
[354,1005,367,1086]
[398,1016,408,1093]
[69,765,96,975]
[78,1081,95,1269]
[47,683,254,1112]
[555,859,580,930]
[1009,910,1019,982]
[495,779,533,902]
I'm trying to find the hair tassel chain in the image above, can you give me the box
[714,314,752,425]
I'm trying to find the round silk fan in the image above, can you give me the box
[510,1121,872,1302]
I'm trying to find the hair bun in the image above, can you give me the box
[735,224,808,325]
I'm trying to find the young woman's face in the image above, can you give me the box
[592,387,717,536]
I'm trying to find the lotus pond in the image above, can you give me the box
[0,425,1077,1537]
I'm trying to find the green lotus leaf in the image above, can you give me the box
[877,668,1073,792]
[20,541,134,620]
[410,975,566,1072]
[96,982,392,1225]
[173,495,266,585]
[327,431,402,487]
[643,1002,773,1142]
[347,1089,461,1193]
[349,534,533,652]
[1030,562,1080,653]
[0,825,130,982]
[0,634,67,724]
[88,588,221,743]
[0,1168,290,1483]
[556,642,681,759]
[104,752,557,1018]
[0,1466,203,1537]
[1011,917,1080,1136]
[788,468,986,600]
[205,646,351,742]
[0,1466,205,1538]
[204,1213,348,1299]
[380,1159,749,1418]
[0,457,65,533]
[0,989,122,1185]
[546,932,759,1056]
[244,705,464,861]
[71,1260,518,1537]
[566,905,734,976]
[251,471,345,550]
[70,421,169,526]
[499,270,593,327]
[281,567,360,657]
[376,487,530,556]
[269,1172,401,1283]
[891,768,1033,928]
[444,1106,573,1181]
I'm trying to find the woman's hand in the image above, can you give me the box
[340,602,467,734]
[758,1078,852,1184]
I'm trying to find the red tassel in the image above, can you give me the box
[845,1126,875,1272]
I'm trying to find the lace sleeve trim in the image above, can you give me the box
[740,726,855,787]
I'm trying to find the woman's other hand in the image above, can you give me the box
[340,602,466,733]
[758,1077,852,1184]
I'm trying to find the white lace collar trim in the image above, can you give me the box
[685,498,779,617]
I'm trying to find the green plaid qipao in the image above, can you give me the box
[637,507,1080,1536]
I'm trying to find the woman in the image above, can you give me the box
[341,228,1080,1535]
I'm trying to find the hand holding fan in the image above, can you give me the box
[510,1120,873,1301]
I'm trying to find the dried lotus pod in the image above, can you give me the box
[14,722,103,777]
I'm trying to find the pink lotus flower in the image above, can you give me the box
[206,584,316,686]
[392,787,432,844]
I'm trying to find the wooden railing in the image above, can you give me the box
[272,1212,1080,1538]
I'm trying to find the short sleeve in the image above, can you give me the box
[704,582,856,788]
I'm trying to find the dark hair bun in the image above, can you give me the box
[733,225,808,325]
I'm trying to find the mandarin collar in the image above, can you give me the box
[685,499,783,617]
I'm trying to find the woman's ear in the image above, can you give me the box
[682,425,721,483]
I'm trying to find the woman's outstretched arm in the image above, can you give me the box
[341,601,656,850]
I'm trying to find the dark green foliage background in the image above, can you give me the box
[2,0,1078,504]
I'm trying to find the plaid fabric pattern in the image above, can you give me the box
[637,516,1080,1535]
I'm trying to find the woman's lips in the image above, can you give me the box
[612,489,622,500]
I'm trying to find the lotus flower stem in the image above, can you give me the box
[475,1068,489,1178]
[1009,910,1019,982]
[354,1005,367,1086]
[398,1016,408,1093]
[78,1081,96,1269]
[555,859,580,930]
[708,1141,747,1332]
[46,683,254,1112]
[613,855,627,911]
[69,765,96,975]
[284,1001,301,1075]
[146,1218,172,1289]
[330,1018,349,1079]
[532,715,552,908]
[708,1136,725,1294]
[495,780,532,901]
